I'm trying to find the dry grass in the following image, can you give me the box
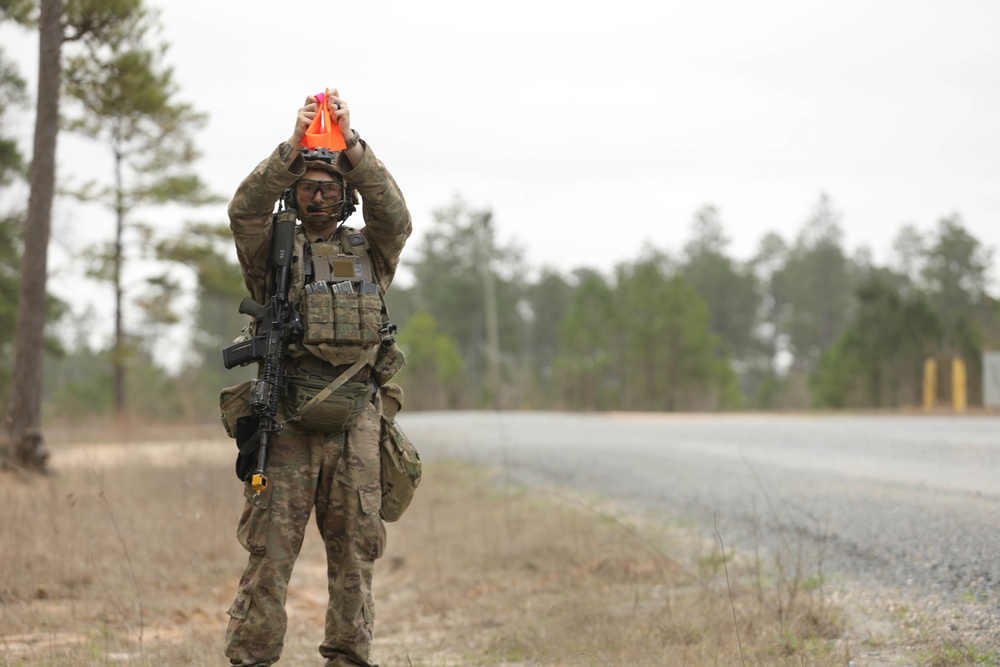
[374,462,847,667]
[0,434,967,666]
[0,439,241,665]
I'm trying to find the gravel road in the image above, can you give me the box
[399,411,1000,648]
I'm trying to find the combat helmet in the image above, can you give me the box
[283,147,357,223]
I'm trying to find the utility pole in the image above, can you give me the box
[478,211,502,409]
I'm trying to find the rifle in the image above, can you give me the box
[222,210,302,497]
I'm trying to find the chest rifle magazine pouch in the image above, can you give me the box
[333,292,361,341]
[302,282,382,346]
[304,291,335,343]
[359,293,382,343]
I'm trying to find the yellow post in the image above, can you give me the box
[923,357,937,410]
[952,356,967,413]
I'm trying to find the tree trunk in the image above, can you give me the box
[2,0,63,472]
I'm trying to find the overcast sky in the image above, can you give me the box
[147,0,999,277]
[4,0,1000,308]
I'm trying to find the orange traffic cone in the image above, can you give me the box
[302,89,346,150]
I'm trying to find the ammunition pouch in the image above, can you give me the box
[283,375,371,434]
[373,340,406,385]
[303,287,382,345]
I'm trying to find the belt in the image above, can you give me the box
[287,355,373,383]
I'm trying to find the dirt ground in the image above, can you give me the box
[0,432,987,666]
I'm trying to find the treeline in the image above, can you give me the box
[1,4,997,423]
[385,195,998,413]
[4,194,998,423]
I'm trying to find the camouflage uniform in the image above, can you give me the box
[225,138,411,667]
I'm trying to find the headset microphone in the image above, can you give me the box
[306,203,339,212]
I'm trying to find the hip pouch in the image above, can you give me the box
[283,376,371,433]
[219,380,263,481]
[220,379,255,439]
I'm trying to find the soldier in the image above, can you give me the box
[224,89,412,667]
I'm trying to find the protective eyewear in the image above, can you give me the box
[297,180,342,198]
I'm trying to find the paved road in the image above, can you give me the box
[398,411,1000,597]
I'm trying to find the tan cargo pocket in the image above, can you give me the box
[358,483,383,516]
[227,586,251,620]
[333,406,381,493]
[236,481,272,555]
[354,484,386,561]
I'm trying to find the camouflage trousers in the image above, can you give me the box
[225,398,386,667]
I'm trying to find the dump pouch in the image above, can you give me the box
[373,340,406,386]
[378,417,422,522]
[283,375,371,433]
[377,383,421,522]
